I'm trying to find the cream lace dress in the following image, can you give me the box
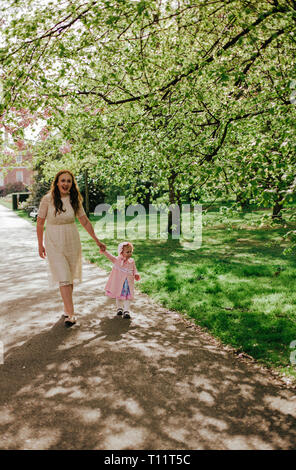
[38,193,86,286]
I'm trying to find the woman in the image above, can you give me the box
[37,170,106,326]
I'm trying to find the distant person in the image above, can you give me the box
[100,242,140,319]
[37,169,106,326]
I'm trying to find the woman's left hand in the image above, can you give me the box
[135,274,140,281]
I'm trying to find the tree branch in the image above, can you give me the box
[234,28,286,87]
[2,1,98,61]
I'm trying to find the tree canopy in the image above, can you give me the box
[0,0,295,212]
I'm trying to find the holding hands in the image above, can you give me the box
[96,239,106,252]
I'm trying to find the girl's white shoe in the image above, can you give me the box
[64,315,77,327]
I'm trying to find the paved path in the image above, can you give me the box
[0,204,295,450]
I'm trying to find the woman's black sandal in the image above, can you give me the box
[123,311,130,319]
[117,308,123,316]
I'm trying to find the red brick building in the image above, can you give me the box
[0,128,34,190]
[0,154,33,189]
[0,152,33,189]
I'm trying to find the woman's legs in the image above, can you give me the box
[59,283,74,317]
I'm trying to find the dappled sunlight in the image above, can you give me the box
[263,394,296,418]
[140,250,296,367]
[3,424,61,451]
[73,407,102,424]
[2,299,296,449]
[250,293,293,313]
[1,205,296,449]
[102,417,148,450]
[222,435,274,451]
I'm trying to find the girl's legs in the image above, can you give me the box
[59,283,74,317]
[116,299,131,310]
[116,298,124,315]
[123,300,130,313]
[116,299,131,318]
[116,299,131,316]
[123,299,131,318]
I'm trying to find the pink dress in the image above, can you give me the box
[103,251,140,300]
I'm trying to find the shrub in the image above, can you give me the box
[0,182,28,197]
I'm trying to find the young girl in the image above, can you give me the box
[100,242,140,318]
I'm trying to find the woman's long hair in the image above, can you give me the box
[50,170,83,216]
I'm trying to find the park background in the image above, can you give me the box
[0,0,296,384]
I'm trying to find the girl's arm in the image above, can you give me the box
[78,214,106,251]
[100,250,117,264]
[134,261,141,281]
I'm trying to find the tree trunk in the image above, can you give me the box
[272,193,284,219]
[236,193,250,211]
[168,172,181,239]
[168,177,174,236]
[84,169,90,218]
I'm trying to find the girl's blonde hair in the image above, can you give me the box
[118,241,134,256]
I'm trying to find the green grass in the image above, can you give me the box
[78,209,296,380]
[6,200,296,381]
[0,196,12,209]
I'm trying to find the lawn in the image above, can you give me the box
[2,196,296,381]
[0,195,13,209]
[78,206,296,380]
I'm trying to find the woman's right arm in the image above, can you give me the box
[37,217,46,259]
[36,195,49,259]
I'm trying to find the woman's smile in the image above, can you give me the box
[57,173,73,195]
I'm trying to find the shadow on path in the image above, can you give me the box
[1,302,296,450]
